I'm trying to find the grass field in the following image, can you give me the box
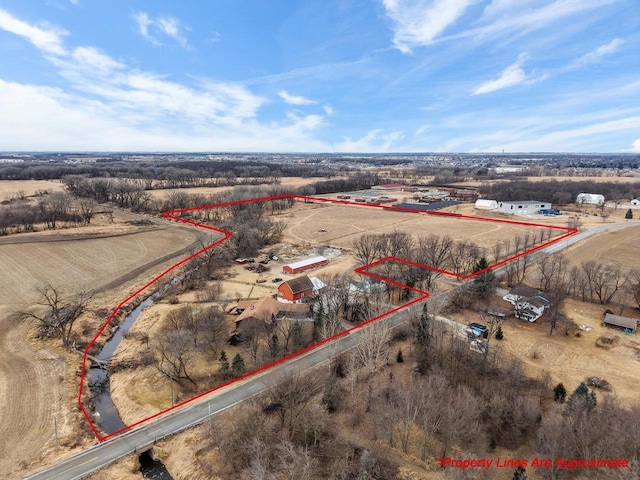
[278,201,562,255]
[0,179,65,199]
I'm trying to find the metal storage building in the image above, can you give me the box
[576,193,605,206]
[474,199,498,210]
[497,201,551,215]
[282,256,328,274]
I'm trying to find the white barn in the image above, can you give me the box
[474,199,498,210]
[576,193,605,206]
[496,201,551,215]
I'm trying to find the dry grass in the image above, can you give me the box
[0,179,65,199]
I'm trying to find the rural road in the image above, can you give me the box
[23,219,637,480]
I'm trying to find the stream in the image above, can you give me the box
[88,293,173,479]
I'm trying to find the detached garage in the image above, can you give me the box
[282,256,328,274]
[603,313,637,334]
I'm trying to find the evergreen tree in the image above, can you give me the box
[495,326,504,340]
[512,466,527,480]
[553,382,567,403]
[626,208,633,219]
[231,353,246,375]
[268,332,280,360]
[415,304,430,347]
[396,348,404,363]
[565,381,596,415]
[218,350,229,372]
[472,257,496,299]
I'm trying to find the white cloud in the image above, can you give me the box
[133,12,189,48]
[69,0,80,5]
[472,55,528,95]
[0,10,333,151]
[567,38,624,70]
[278,90,317,105]
[631,139,640,153]
[443,0,618,45]
[0,7,67,55]
[415,124,429,136]
[323,105,334,116]
[335,129,403,152]
[382,0,476,53]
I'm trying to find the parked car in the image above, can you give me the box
[466,322,489,338]
[259,259,269,265]
[272,277,283,283]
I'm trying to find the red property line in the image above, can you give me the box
[78,194,577,441]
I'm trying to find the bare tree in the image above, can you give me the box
[352,322,390,411]
[77,198,96,225]
[18,284,92,348]
[150,329,197,387]
[264,374,321,440]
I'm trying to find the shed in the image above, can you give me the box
[474,199,498,210]
[576,193,605,206]
[282,256,327,274]
[278,275,315,302]
[603,313,637,334]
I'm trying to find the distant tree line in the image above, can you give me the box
[0,158,345,184]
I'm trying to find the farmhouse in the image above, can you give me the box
[576,193,605,206]
[603,313,637,334]
[497,201,551,216]
[282,256,328,274]
[474,199,498,210]
[278,275,315,303]
[503,286,550,322]
[234,298,309,331]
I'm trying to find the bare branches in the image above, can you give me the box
[18,283,92,347]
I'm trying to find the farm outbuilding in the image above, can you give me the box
[277,275,315,303]
[576,193,605,206]
[497,201,551,216]
[631,198,640,206]
[282,256,328,274]
[603,313,637,334]
[474,199,498,210]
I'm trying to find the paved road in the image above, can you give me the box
[24,220,637,480]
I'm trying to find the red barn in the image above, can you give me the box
[277,275,315,302]
[282,256,327,274]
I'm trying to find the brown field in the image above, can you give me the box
[0,215,206,479]
[278,201,560,253]
[0,179,66,199]
[561,224,640,270]
[145,176,336,200]
[0,227,201,307]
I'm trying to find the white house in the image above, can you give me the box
[503,286,550,322]
[576,193,605,206]
[496,201,551,216]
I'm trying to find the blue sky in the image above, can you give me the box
[0,0,638,152]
